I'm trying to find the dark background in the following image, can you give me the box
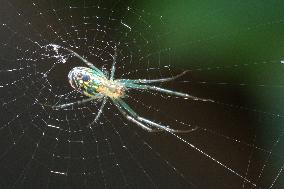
[0,0,284,189]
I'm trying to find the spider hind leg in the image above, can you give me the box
[125,83,214,102]
[112,98,196,133]
[118,70,190,84]
[112,99,158,132]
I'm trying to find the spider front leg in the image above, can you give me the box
[110,45,118,80]
[88,96,108,126]
[46,44,105,76]
[112,98,196,133]
[41,94,103,109]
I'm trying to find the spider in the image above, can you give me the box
[45,44,213,133]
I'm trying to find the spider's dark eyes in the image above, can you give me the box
[82,75,90,82]
[77,73,82,79]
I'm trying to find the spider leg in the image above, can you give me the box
[64,47,105,76]
[125,83,214,102]
[41,94,103,109]
[112,99,158,132]
[110,45,118,80]
[89,96,108,126]
[113,98,196,133]
[48,44,105,76]
[118,70,189,84]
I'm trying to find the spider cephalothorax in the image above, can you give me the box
[68,66,125,99]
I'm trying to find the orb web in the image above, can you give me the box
[0,0,284,189]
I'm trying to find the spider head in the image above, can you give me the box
[68,66,125,98]
[68,67,93,92]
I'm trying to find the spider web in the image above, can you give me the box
[0,0,284,188]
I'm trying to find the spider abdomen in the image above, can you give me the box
[97,79,125,99]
